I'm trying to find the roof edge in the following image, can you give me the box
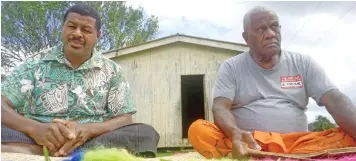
[104,33,249,59]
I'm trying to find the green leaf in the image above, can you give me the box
[43,146,51,161]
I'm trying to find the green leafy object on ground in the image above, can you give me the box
[43,146,51,161]
[159,159,173,161]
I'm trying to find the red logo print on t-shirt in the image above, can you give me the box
[280,75,303,89]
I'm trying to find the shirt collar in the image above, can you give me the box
[43,43,103,70]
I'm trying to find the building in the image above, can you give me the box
[104,34,248,147]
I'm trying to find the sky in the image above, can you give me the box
[127,1,356,123]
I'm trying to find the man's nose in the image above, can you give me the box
[72,28,83,38]
[264,28,277,39]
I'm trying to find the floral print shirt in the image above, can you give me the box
[1,44,136,123]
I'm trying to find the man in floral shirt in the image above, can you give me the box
[1,3,159,157]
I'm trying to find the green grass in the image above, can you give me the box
[157,151,174,157]
[157,147,195,157]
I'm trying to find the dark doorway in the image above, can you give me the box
[181,75,205,138]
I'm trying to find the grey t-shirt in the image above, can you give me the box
[214,50,337,133]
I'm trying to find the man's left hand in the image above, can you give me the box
[52,119,92,156]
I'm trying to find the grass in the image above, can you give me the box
[157,147,195,157]
[157,151,174,157]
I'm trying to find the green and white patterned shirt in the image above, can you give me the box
[1,44,136,123]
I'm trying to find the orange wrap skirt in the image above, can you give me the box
[188,119,356,159]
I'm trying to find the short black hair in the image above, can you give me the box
[63,3,101,32]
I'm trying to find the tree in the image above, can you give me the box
[1,1,159,72]
[1,74,7,82]
[311,115,336,132]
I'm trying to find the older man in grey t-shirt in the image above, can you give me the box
[215,50,336,133]
[188,6,356,159]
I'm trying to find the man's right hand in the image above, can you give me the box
[231,130,262,158]
[28,122,75,155]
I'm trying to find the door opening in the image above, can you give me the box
[181,75,205,138]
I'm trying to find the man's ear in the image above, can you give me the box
[97,31,101,38]
[242,31,248,43]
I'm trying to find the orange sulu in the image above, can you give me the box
[188,119,356,159]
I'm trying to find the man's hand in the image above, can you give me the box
[231,130,262,158]
[52,119,92,156]
[212,97,262,158]
[28,122,75,155]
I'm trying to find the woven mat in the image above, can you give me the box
[1,152,204,161]
[2,152,64,161]
[248,147,356,160]
[2,147,356,161]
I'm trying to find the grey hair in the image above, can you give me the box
[243,6,278,31]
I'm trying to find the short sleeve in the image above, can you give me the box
[1,62,35,111]
[305,56,337,106]
[214,61,236,101]
[106,64,136,117]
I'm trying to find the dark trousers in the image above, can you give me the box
[1,123,160,157]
